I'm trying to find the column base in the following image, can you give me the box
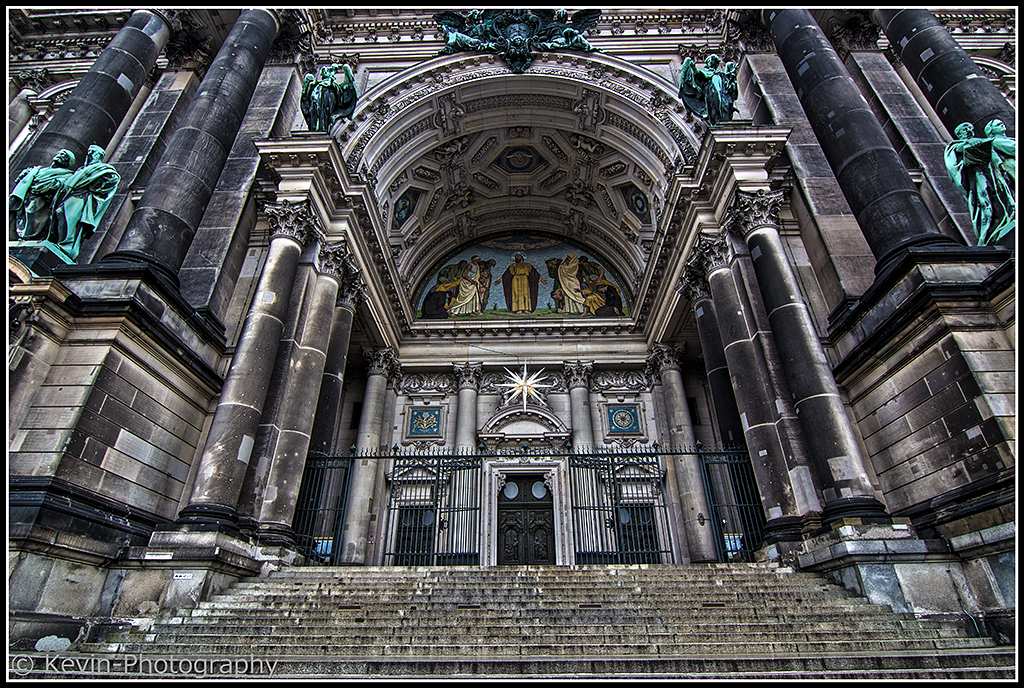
[165,503,242,537]
[821,496,891,528]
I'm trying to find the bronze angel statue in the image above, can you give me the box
[300,63,358,133]
[679,54,738,125]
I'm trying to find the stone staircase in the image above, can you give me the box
[21,563,1017,679]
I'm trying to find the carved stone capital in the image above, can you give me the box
[690,233,731,275]
[261,198,321,246]
[646,342,684,378]
[725,188,788,238]
[337,273,366,311]
[679,266,712,304]
[828,12,881,60]
[363,346,400,381]
[317,240,356,282]
[452,362,483,391]
[563,361,594,390]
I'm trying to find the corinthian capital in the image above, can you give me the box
[646,342,685,378]
[452,362,483,391]
[690,233,731,275]
[724,188,788,238]
[679,266,712,304]
[563,361,594,390]
[261,198,323,246]
[363,346,400,381]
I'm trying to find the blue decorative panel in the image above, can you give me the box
[409,408,442,437]
[607,405,641,434]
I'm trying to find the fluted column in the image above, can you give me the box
[174,199,316,533]
[453,363,483,452]
[256,243,354,545]
[725,189,888,525]
[340,347,400,564]
[563,361,595,451]
[106,9,279,287]
[873,9,1015,138]
[307,275,365,458]
[647,344,718,563]
[761,9,957,274]
[12,10,173,178]
[692,234,818,545]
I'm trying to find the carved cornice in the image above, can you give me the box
[563,360,594,390]
[724,188,788,239]
[261,198,322,246]
[452,362,483,391]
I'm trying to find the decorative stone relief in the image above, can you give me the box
[724,188,787,238]
[591,370,650,393]
[453,362,483,390]
[690,233,730,275]
[363,346,401,382]
[261,198,322,246]
[399,372,456,396]
[646,342,684,378]
[563,361,594,390]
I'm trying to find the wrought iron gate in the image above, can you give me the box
[292,455,353,565]
[569,449,673,565]
[698,444,765,562]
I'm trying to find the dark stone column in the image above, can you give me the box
[340,347,400,564]
[106,9,279,287]
[691,234,819,547]
[564,361,596,451]
[453,363,483,452]
[726,189,889,526]
[257,243,352,545]
[307,277,364,458]
[761,9,958,274]
[646,344,718,563]
[173,199,317,533]
[873,9,1015,138]
[12,10,173,178]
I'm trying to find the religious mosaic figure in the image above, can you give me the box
[449,256,484,316]
[556,253,586,315]
[477,258,497,311]
[51,145,120,261]
[9,149,77,243]
[300,63,357,133]
[500,253,547,314]
[679,54,738,125]
[577,256,622,316]
[944,121,1016,246]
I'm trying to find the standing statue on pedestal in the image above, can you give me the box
[679,54,739,125]
[51,145,121,261]
[944,120,1016,246]
[300,63,358,133]
[9,149,77,243]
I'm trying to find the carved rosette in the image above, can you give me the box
[646,342,685,379]
[725,188,787,238]
[363,346,401,382]
[261,198,322,246]
[452,362,483,391]
[563,361,594,391]
[679,267,712,304]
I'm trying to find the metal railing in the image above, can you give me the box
[291,444,764,566]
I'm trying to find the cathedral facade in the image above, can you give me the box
[8,9,1016,648]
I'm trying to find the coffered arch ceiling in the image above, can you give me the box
[339,51,703,318]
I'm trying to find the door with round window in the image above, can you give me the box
[497,474,554,565]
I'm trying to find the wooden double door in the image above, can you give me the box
[497,474,555,565]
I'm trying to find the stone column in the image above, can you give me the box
[647,344,718,563]
[873,9,1015,138]
[563,361,595,451]
[256,243,354,545]
[107,9,280,287]
[691,234,817,547]
[760,9,957,274]
[174,199,317,532]
[12,10,173,177]
[726,189,888,525]
[307,276,365,458]
[452,363,483,452]
[340,347,400,564]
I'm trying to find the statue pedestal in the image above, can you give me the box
[9,241,75,277]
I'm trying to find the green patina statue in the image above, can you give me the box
[9,145,120,263]
[679,54,739,125]
[944,120,1016,246]
[301,63,358,133]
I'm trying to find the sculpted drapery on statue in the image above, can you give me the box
[944,120,1016,246]
[679,54,739,125]
[9,145,120,262]
[300,63,358,133]
[433,9,601,74]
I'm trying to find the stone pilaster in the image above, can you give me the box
[172,198,317,533]
[563,361,595,451]
[873,9,1015,138]
[106,9,280,287]
[12,10,173,178]
[761,9,957,274]
[646,343,718,563]
[726,189,889,526]
[453,363,483,452]
[340,347,400,564]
